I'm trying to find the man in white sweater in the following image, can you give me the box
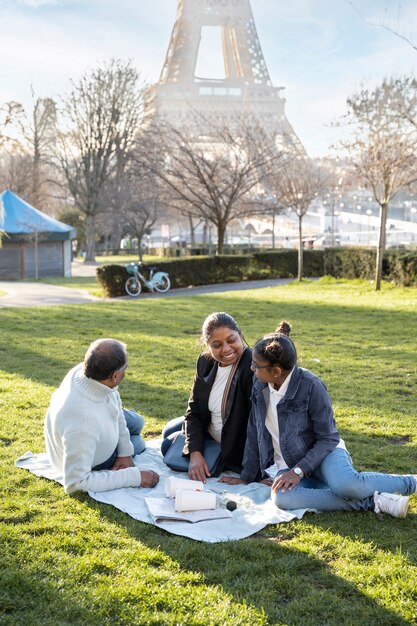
[44,338,159,494]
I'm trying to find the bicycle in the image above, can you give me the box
[125,262,171,297]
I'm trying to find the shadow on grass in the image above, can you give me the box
[90,501,410,626]
[0,549,105,626]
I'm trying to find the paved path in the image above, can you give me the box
[116,278,293,301]
[0,277,292,307]
[0,281,101,308]
[0,260,293,307]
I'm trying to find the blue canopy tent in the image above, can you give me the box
[0,190,76,279]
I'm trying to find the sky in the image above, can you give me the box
[0,0,416,156]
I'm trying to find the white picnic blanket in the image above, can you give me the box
[15,440,310,542]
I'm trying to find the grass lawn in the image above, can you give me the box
[1,278,416,625]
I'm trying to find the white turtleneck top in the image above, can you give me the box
[44,363,142,493]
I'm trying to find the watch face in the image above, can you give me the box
[294,467,303,476]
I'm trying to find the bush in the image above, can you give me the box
[95,249,417,296]
[96,264,129,297]
[384,251,417,286]
[96,252,324,295]
[323,248,376,279]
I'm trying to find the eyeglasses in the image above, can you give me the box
[251,361,272,371]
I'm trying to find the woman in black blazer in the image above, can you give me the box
[161,312,253,482]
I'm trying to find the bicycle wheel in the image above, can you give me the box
[125,276,142,297]
[152,273,171,293]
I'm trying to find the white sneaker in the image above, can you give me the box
[374,492,409,518]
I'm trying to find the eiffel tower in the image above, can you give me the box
[146,0,302,148]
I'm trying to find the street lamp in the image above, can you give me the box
[366,209,372,245]
[356,205,362,243]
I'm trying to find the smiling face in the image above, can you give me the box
[207,326,244,367]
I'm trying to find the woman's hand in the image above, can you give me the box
[218,475,245,485]
[271,470,301,493]
[188,451,210,483]
[111,456,134,470]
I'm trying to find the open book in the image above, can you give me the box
[145,497,233,524]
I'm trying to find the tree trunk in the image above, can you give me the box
[375,202,388,291]
[217,223,226,255]
[85,213,96,261]
[297,215,303,281]
[108,221,122,252]
[188,213,196,247]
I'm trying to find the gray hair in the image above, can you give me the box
[84,338,127,381]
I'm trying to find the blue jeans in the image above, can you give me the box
[161,416,184,456]
[272,448,417,512]
[92,409,146,471]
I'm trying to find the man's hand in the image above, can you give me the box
[112,456,134,470]
[188,451,210,483]
[218,476,245,485]
[271,470,301,493]
[140,470,159,488]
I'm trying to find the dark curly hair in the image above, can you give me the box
[253,321,297,371]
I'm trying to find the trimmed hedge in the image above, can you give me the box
[254,250,324,277]
[323,248,417,285]
[323,248,376,279]
[385,251,417,286]
[96,264,130,297]
[96,248,417,297]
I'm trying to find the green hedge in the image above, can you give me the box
[96,249,416,297]
[385,251,417,286]
[323,248,417,285]
[323,248,376,279]
[254,250,324,277]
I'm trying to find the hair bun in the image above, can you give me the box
[276,320,291,336]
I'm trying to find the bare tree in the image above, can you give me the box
[341,79,417,290]
[99,166,160,261]
[10,94,57,209]
[0,102,31,199]
[122,177,158,262]
[57,59,146,261]
[140,118,283,254]
[0,102,20,149]
[271,157,324,281]
[349,2,417,52]
[0,150,32,198]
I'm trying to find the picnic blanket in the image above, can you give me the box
[15,440,310,542]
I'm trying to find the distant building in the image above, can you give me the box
[145,0,302,151]
[0,190,76,279]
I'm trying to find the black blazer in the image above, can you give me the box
[183,347,253,473]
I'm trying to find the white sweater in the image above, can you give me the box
[44,363,142,494]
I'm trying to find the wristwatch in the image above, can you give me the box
[293,467,304,479]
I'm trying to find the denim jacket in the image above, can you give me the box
[240,365,340,483]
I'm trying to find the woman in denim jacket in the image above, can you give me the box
[221,321,417,518]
